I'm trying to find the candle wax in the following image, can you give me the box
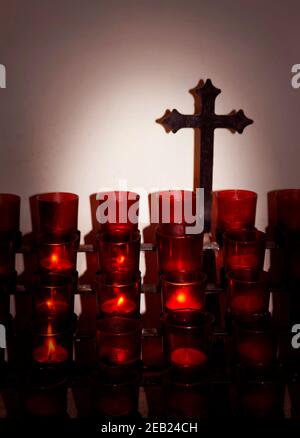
[33,339,69,363]
[101,296,137,315]
[36,299,69,314]
[166,290,203,311]
[41,254,73,271]
[171,347,207,366]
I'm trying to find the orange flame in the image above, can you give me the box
[117,255,125,264]
[176,292,186,304]
[47,338,56,361]
[51,254,58,265]
[117,296,125,307]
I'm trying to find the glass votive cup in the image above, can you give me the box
[226,269,270,316]
[22,369,68,418]
[233,313,277,370]
[162,366,210,418]
[97,191,140,233]
[92,366,140,417]
[96,317,142,366]
[151,190,198,235]
[215,190,257,239]
[161,271,207,313]
[277,189,300,233]
[95,271,141,318]
[36,233,79,274]
[32,272,76,318]
[97,230,140,274]
[0,193,21,232]
[236,369,284,418]
[156,229,203,274]
[162,310,215,368]
[223,228,266,272]
[0,232,17,278]
[36,192,78,237]
[31,316,75,369]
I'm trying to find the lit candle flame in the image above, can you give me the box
[51,254,58,265]
[176,292,186,304]
[117,255,125,264]
[47,338,56,361]
[46,300,54,310]
[117,295,125,307]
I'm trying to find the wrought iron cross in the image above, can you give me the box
[156,79,253,232]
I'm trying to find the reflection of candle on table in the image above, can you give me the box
[101,295,137,315]
[33,338,69,364]
[171,348,207,366]
[41,253,73,272]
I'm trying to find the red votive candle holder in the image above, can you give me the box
[161,271,207,313]
[156,230,203,274]
[216,190,257,240]
[36,233,79,274]
[277,189,300,233]
[0,193,21,232]
[22,369,68,418]
[223,228,266,272]
[0,233,17,278]
[163,310,215,368]
[237,370,284,418]
[92,366,140,417]
[163,366,209,418]
[32,273,76,318]
[36,192,78,237]
[97,230,140,274]
[226,269,270,316]
[95,271,141,318]
[233,313,277,370]
[96,317,142,366]
[97,191,140,233]
[31,317,74,369]
[152,190,199,235]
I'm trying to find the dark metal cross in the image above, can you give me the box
[156,79,253,232]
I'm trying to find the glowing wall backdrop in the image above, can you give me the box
[0,0,300,282]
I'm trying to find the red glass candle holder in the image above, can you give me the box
[223,228,266,272]
[163,310,215,368]
[226,269,270,316]
[97,230,140,274]
[237,370,284,418]
[233,313,277,369]
[95,271,141,318]
[163,367,209,418]
[36,192,79,237]
[156,230,203,274]
[215,190,257,238]
[36,233,79,274]
[277,189,300,233]
[97,191,140,233]
[0,233,16,278]
[32,273,76,318]
[31,317,74,369]
[161,271,207,313]
[152,190,198,235]
[96,317,142,366]
[92,366,140,417]
[22,369,68,417]
[0,193,20,232]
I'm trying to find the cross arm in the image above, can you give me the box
[156,109,202,133]
[213,110,253,133]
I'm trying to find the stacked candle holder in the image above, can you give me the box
[94,191,142,417]
[22,192,79,418]
[154,190,213,418]
[216,189,284,418]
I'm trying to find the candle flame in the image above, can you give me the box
[176,292,186,304]
[117,255,125,264]
[46,300,54,309]
[117,295,125,307]
[51,254,58,264]
[47,338,56,361]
